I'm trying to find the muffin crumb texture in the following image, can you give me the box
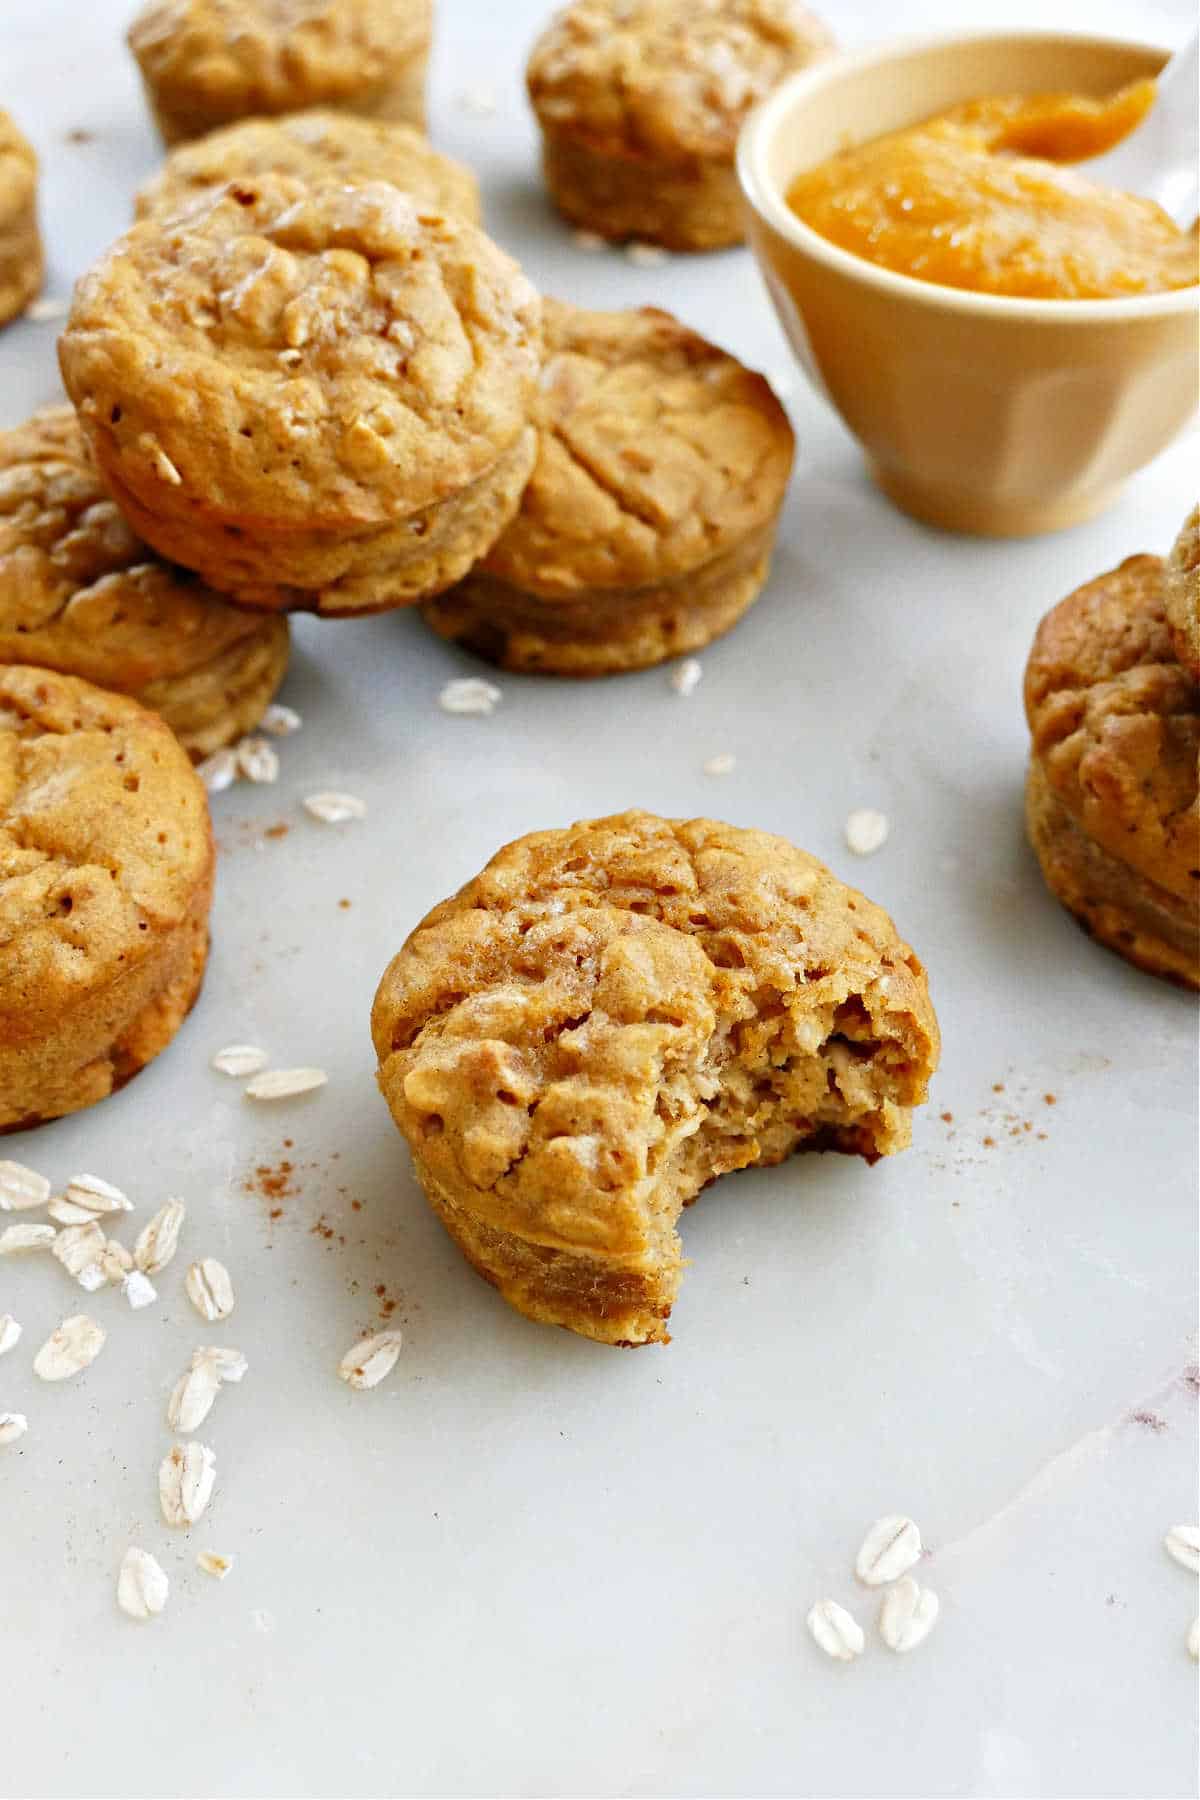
[372,811,939,1344]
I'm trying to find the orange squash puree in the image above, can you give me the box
[786,83,1200,300]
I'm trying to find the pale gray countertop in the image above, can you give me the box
[0,1,1196,1795]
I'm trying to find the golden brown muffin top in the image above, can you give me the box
[0,665,213,1031]
[1165,504,1200,682]
[1025,554,1200,902]
[0,111,36,216]
[135,110,480,225]
[59,177,541,528]
[0,405,282,687]
[373,810,938,1259]
[482,301,793,596]
[128,0,432,118]
[527,0,833,162]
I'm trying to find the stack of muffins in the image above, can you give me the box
[1,0,813,1134]
[1023,509,1200,991]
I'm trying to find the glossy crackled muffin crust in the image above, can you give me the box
[0,666,214,1130]
[527,0,834,248]
[135,110,480,225]
[0,406,289,758]
[128,0,433,143]
[372,811,940,1345]
[1024,554,1200,987]
[0,111,42,327]
[424,300,794,673]
[59,177,542,614]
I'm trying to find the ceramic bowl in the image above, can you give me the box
[738,31,1199,537]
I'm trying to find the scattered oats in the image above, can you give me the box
[65,1174,132,1214]
[1164,1525,1200,1573]
[703,752,736,776]
[260,702,301,737]
[1188,1617,1199,1660]
[193,1345,248,1383]
[0,1412,28,1445]
[456,82,498,116]
[27,295,69,321]
[845,808,890,857]
[669,657,703,697]
[0,1160,51,1211]
[134,1198,186,1274]
[439,676,502,716]
[236,735,280,783]
[244,1066,328,1100]
[856,1514,923,1585]
[123,1269,158,1311]
[303,790,366,824]
[0,1221,57,1256]
[52,1219,106,1281]
[0,1314,21,1356]
[167,1358,221,1433]
[878,1576,940,1652]
[572,228,606,252]
[48,1197,103,1226]
[186,1257,235,1322]
[33,1314,106,1380]
[198,746,238,794]
[197,1550,234,1580]
[338,1328,403,1390]
[77,1261,107,1293]
[807,1599,865,1662]
[160,1441,217,1526]
[117,1547,169,1620]
[626,241,669,267]
[211,1043,269,1077]
[100,1240,133,1282]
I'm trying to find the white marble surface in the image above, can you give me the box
[1,3,1196,1796]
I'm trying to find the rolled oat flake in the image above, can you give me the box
[855,1514,923,1586]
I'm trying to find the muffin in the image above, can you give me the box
[526,0,834,250]
[1165,505,1200,683]
[0,406,289,759]
[127,0,433,144]
[0,111,42,327]
[59,177,542,616]
[0,665,214,1131]
[372,810,940,1346]
[1024,554,1200,989]
[423,301,794,674]
[135,109,480,225]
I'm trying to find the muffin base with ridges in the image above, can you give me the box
[540,132,746,251]
[99,428,539,616]
[1025,760,1198,991]
[422,520,776,675]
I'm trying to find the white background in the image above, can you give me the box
[1,3,1196,1796]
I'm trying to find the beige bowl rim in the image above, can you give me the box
[736,28,1200,325]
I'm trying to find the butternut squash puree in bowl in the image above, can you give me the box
[737,32,1200,537]
[786,83,1199,301]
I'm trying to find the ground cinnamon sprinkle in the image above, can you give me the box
[264,822,289,840]
[940,1111,953,1123]
[1044,1092,1057,1105]
[339,898,352,910]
